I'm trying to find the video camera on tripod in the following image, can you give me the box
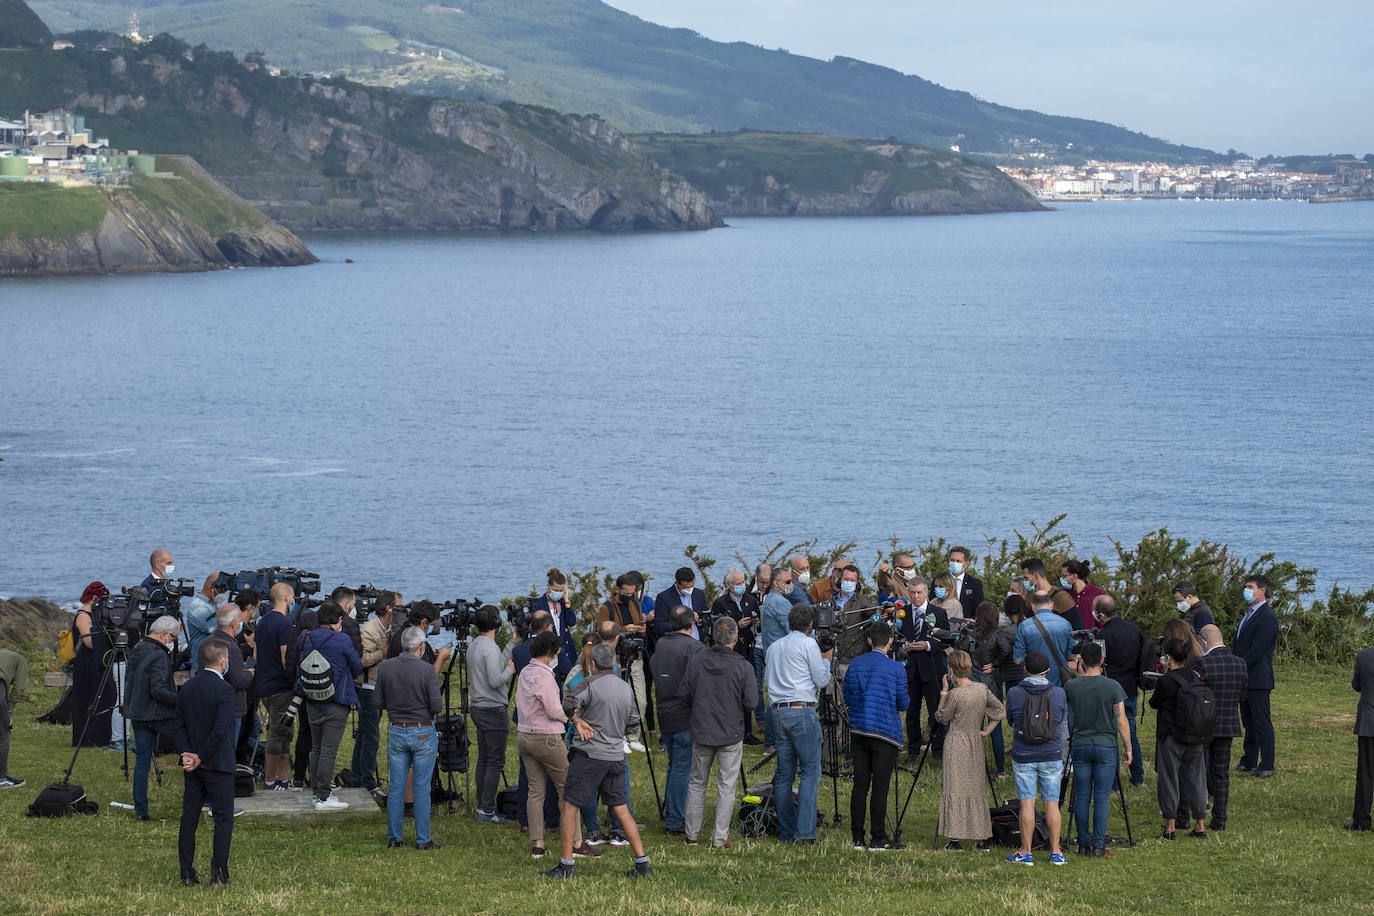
[215,566,322,603]
[144,577,194,616]
[90,588,154,647]
[503,602,532,641]
[1072,628,1106,660]
[811,601,839,653]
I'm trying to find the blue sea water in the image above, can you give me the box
[1,200,1371,602]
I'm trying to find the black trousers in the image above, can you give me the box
[1239,689,1275,770]
[850,734,898,844]
[905,666,944,753]
[293,701,312,781]
[1207,736,1234,826]
[1354,736,1374,830]
[179,768,234,881]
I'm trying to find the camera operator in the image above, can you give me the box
[898,576,948,758]
[843,621,909,850]
[126,615,184,821]
[531,569,579,682]
[544,643,652,880]
[679,616,757,849]
[140,548,175,605]
[1093,594,1153,789]
[330,585,364,658]
[598,573,650,731]
[651,606,705,835]
[299,603,362,810]
[176,640,237,887]
[256,583,297,791]
[470,605,515,823]
[765,602,833,845]
[231,589,261,764]
[376,626,444,850]
[182,573,228,672]
[204,605,254,774]
[355,589,401,793]
[387,603,451,671]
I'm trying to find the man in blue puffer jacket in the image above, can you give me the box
[843,622,910,850]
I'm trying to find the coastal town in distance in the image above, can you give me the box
[1000,156,1374,202]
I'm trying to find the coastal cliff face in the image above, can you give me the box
[634,132,1047,217]
[0,44,720,233]
[0,156,316,277]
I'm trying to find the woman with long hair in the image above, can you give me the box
[70,581,114,747]
[970,601,1015,777]
[935,649,1005,850]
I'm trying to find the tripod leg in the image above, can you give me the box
[1115,757,1134,847]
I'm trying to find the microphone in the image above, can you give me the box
[925,613,937,629]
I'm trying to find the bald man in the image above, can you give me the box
[255,583,299,789]
[1196,625,1248,831]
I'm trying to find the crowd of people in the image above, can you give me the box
[27,546,1374,884]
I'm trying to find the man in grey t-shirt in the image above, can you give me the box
[468,606,514,823]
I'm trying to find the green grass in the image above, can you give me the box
[0,183,108,239]
[1,662,1370,914]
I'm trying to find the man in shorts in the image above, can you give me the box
[542,643,652,880]
[1004,651,1068,866]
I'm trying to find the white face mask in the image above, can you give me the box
[796,571,811,587]
[899,568,917,581]
[840,580,857,595]
[1176,600,1190,613]
[163,564,175,576]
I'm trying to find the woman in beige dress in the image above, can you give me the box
[935,649,1005,850]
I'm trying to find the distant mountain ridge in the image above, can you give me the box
[0,0,52,48]
[31,0,1218,163]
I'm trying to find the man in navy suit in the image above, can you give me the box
[1197,625,1248,830]
[947,546,984,621]
[1347,646,1374,831]
[652,567,706,641]
[176,640,238,886]
[1233,573,1280,778]
[529,579,579,682]
[898,577,949,757]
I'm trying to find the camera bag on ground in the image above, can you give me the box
[298,633,338,702]
[435,714,469,773]
[738,781,781,837]
[989,800,1049,849]
[1019,690,1056,745]
[1171,668,1217,745]
[27,782,99,818]
[496,786,520,821]
[234,764,256,797]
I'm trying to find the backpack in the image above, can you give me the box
[234,764,256,798]
[299,632,338,702]
[1172,668,1217,745]
[990,800,1050,849]
[58,628,76,665]
[27,782,99,818]
[1019,689,1056,745]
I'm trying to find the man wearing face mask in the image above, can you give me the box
[125,615,184,821]
[531,569,579,682]
[948,547,985,621]
[898,577,949,758]
[809,558,857,605]
[355,590,400,793]
[1061,559,1106,633]
[204,605,255,781]
[711,569,762,745]
[1171,581,1215,631]
[183,573,228,673]
[1021,558,1082,630]
[1233,574,1279,778]
[787,556,813,606]
[654,568,707,642]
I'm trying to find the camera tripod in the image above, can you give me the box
[63,632,161,789]
[621,652,663,821]
[1057,734,1135,848]
[437,637,473,815]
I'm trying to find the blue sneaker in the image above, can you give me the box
[475,808,507,823]
[1005,851,1033,866]
[1049,852,1068,865]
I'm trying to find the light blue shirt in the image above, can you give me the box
[183,593,218,671]
[765,631,831,704]
[761,591,793,652]
[1013,609,1075,687]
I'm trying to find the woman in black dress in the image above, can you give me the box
[70,581,115,747]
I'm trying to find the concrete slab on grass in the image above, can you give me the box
[237,787,382,819]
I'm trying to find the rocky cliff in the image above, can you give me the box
[0,156,317,277]
[0,42,720,233]
[0,596,68,650]
[634,131,1046,217]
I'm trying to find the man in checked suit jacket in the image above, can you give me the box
[1197,625,1249,830]
[1233,574,1280,777]
[176,640,238,886]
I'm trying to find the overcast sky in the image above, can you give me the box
[608,0,1372,156]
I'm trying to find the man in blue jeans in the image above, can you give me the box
[650,607,704,834]
[1094,595,1151,787]
[765,603,832,844]
[759,567,797,753]
[1064,642,1132,857]
[376,626,444,849]
[124,616,185,821]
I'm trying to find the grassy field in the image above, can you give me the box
[0,183,108,240]
[1,661,1370,915]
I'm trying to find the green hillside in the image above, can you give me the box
[0,0,53,48]
[30,0,1217,163]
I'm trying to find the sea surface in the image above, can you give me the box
[2,200,1372,603]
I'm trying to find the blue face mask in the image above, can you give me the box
[948,561,964,576]
[549,590,564,602]
[732,584,746,596]
[934,587,947,599]
[1060,577,1072,589]
[1243,587,1255,604]
[840,580,856,595]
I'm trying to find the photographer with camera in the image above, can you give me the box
[843,620,909,850]
[1093,595,1153,789]
[126,615,183,821]
[183,573,228,672]
[376,626,444,850]
[712,568,762,745]
[543,642,652,879]
[599,574,650,732]
[651,606,705,835]
[766,602,833,845]
[897,576,949,758]
[530,569,579,681]
[355,589,401,793]
[298,603,362,810]
[256,583,297,791]
[470,605,515,823]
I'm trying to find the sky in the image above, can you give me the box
[608,0,1373,157]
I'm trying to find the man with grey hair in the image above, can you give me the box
[204,604,254,767]
[125,615,183,820]
[681,616,757,848]
[759,566,796,753]
[376,626,444,849]
[544,642,651,879]
[711,567,762,745]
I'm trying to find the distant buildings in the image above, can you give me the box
[1001,158,1373,201]
[0,109,160,186]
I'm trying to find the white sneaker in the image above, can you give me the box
[623,739,633,754]
[628,740,646,753]
[314,796,349,810]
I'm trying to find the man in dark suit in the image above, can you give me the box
[1233,573,1280,778]
[1347,646,1374,831]
[1197,625,1248,830]
[529,588,578,682]
[176,639,238,886]
[948,546,984,621]
[898,577,949,756]
[652,567,706,641]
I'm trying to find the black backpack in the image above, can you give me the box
[1019,689,1056,745]
[1172,668,1217,745]
[27,782,99,818]
[990,800,1050,849]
